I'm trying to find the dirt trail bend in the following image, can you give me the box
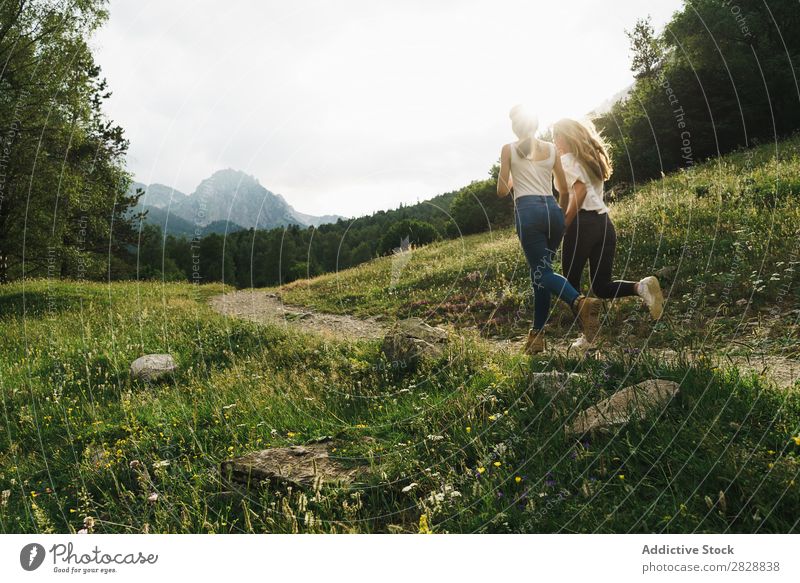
[210,290,386,341]
[210,290,799,389]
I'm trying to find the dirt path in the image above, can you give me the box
[655,349,800,391]
[210,291,799,389]
[210,290,386,340]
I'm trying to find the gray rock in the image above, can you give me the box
[566,379,680,436]
[529,371,584,397]
[221,442,366,489]
[130,354,177,382]
[380,318,449,369]
[655,265,676,281]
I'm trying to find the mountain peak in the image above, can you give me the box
[196,168,261,191]
[209,168,258,181]
[132,169,342,234]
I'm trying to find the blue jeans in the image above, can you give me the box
[514,195,581,330]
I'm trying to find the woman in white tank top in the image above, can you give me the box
[496,105,601,354]
[506,138,559,199]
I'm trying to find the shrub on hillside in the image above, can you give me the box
[378,219,440,255]
[446,179,514,237]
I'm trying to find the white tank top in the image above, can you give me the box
[509,140,555,199]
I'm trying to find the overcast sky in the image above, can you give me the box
[93,0,682,218]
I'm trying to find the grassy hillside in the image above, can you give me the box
[1,277,798,534]
[1,138,799,534]
[278,137,800,355]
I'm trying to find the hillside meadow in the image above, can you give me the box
[1,138,799,534]
[0,278,798,534]
[279,137,800,355]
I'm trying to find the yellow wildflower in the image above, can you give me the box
[792,436,800,446]
[418,514,432,534]
[477,467,486,474]
[465,426,471,433]
[515,476,522,484]
[618,474,625,481]
[493,461,501,467]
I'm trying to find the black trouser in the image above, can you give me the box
[562,210,637,299]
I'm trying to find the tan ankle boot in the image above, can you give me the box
[573,295,602,342]
[524,329,545,354]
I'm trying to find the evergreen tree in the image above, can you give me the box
[626,16,662,79]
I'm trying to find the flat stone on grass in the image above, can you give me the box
[221,441,367,490]
[566,379,680,437]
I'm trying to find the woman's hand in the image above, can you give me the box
[497,144,513,197]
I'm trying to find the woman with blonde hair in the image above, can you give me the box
[552,118,664,350]
[497,105,602,354]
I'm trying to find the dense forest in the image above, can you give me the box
[3,0,799,287]
[595,0,800,187]
[134,179,511,287]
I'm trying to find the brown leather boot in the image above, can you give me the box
[572,295,602,342]
[523,329,545,354]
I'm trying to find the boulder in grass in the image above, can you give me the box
[130,354,177,382]
[655,265,677,282]
[221,441,366,490]
[566,379,680,437]
[529,371,584,397]
[380,318,449,369]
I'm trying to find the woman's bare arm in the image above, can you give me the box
[553,154,569,211]
[497,144,513,197]
[565,180,588,228]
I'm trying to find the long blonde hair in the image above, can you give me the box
[509,104,539,160]
[552,118,613,182]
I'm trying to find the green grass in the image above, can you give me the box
[1,278,799,533]
[279,137,800,354]
[1,138,799,533]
